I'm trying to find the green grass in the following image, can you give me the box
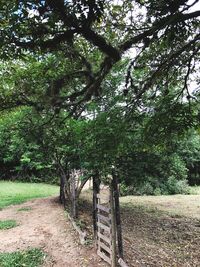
[0,181,59,210]
[17,207,32,212]
[0,248,45,267]
[0,220,17,230]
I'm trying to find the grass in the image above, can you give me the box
[0,220,17,230]
[17,207,32,212]
[0,248,45,267]
[120,190,200,219]
[0,181,59,210]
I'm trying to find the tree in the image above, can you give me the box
[0,0,199,113]
[0,1,199,203]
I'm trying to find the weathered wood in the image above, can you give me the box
[59,174,65,205]
[110,185,117,267]
[97,214,111,223]
[97,250,111,265]
[71,174,77,218]
[97,221,111,233]
[93,173,100,241]
[97,232,111,245]
[97,204,110,213]
[67,213,86,245]
[98,240,112,254]
[112,171,124,259]
[118,258,129,267]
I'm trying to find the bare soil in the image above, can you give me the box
[0,197,107,267]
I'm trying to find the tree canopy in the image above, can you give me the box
[0,0,199,113]
[0,0,200,198]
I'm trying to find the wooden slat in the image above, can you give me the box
[97,250,111,265]
[97,221,111,233]
[97,232,111,245]
[97,214,111,223]
[98,240,111,254]
[118,258,129,267]
[97,204,110,213]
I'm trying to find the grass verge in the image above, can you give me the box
[0,220,17,230]
[0,181,59,209]
[0,248,45,267]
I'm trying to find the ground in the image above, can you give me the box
[0,197,107,267]
[1,184,200,267]
[80,189,200,267]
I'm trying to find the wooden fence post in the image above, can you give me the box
[112,170,124,259]
[93,171,100,242]
[110,185,117,267]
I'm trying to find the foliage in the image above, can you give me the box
[0,248,45,267]
[0,1,199,111]
[120,177,190,196]
[0,1,199,199]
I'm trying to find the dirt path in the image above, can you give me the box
[0,197,107,267]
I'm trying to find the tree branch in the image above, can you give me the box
[120,10,200,53]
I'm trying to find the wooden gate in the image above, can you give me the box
[93,174,127,267]
[96,193,113,265]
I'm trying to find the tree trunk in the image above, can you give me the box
[71,172,77,218]
[59,174,66,205]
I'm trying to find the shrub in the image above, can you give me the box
[139,182,154,195]
[153,187,162,196]
[120,176,190,196]
[165,176,190,194]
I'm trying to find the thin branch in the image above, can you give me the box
[120,10,200,53]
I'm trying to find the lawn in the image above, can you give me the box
[120,186,200,219]
[0,181,59,209]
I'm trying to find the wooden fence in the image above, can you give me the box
[96,193,113,265]
[94,174,129,267]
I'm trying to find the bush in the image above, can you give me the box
[120,176,190,196]
[153,187,162,196]
[139,182,154,195]
[165,176,190,194]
